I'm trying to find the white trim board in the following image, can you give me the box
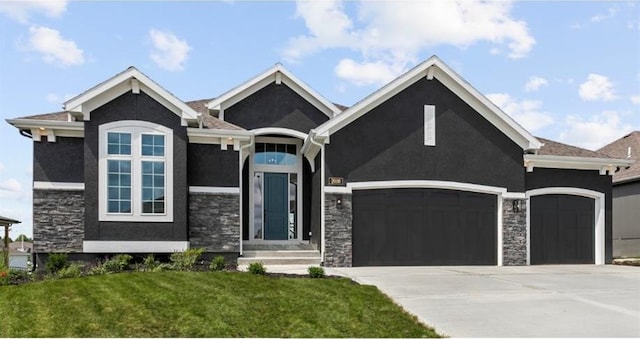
[83,241,189,253]
[189,186,240,194]
[33,181,85,190]
[326,180,520,196]
[525,187,606,265]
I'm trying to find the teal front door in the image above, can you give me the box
[264,173,289,240]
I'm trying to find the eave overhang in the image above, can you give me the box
[5,118,84,142]
[523,154,635,175]
[187,128,252,150]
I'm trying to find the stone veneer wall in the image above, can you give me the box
[502,197,527,265]
[324,192,352,267]
[188,192,240,252]
[33,189,85,253]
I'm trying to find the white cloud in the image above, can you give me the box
[578,73,617,101]
[631,95,640,105]
[486,93,554,132]
[0,0,67,23]
[525,76,548,92]
[334,58,405,86]
[149,29,191,72]
[0,178,22,192]
[560,111,634,150]
[28,26,84,67]
[591,6,618,23]
[284,0,535,86]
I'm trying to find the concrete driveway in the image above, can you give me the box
[330,265,640,338]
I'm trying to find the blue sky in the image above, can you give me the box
[0,1,638,237]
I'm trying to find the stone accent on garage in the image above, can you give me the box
[502,197,527,265]
[33,189,85,253]
[188,192,240,252]
[324,192,352,267]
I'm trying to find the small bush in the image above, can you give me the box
[46,253,69,274]
[308,266,325,278]
[170,248,204,271]
[57,263,83,279]
[102,254,133,273]
[152,263,173,272]
[0,269,31,285]
[209,255,226,271]
[247,262,266,275]
[137,254,160,272]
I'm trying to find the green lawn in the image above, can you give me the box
[0,271,440,337]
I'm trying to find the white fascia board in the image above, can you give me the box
[251,127,308,140]
[83,241,189,253]
[524,154,634,172]
[314,56,542,151]
[187,128,252,144]
[206,64,340,119]
[6,119,84,139]
[64,67,199,123]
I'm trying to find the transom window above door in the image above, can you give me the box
[254,143,297,166]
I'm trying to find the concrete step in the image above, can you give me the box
[243,243,317,251]
[237,257,321,266]
[242,250,320,258]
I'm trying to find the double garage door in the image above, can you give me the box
[352,189,596,266]
[352,188,497,266]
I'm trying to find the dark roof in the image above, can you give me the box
[18,111,72,121]
[333,103,349,111]
[597,131,640,183]
[185,98,213,115]
[0,215,21,225]
[536,137,611,158]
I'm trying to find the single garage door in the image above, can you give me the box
[530,194,595,264]
[352,188,497,266]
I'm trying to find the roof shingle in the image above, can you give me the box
[536,137,611,158]
[597,131,640,183]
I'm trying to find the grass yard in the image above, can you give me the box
[0,271,439,338]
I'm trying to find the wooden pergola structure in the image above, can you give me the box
[0,215,21,268]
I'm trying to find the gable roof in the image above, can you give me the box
[64,66,199,126]
[598,131,640,183]
[206,63,341,119]
[313,55,541,151]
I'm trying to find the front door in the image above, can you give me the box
[263,173,289,240]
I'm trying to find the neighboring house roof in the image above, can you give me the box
[64,66,199,126]
[0,215,21,225]
[206,63,342,119]
[312,55,542,152]
[598,131,640,183]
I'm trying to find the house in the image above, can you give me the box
[598,131,640,257]
[6,56,633,268]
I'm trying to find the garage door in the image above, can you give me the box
[530,194,594,264]
[352,188,497,266]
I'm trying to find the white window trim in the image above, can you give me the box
[424,105,436,146]
[98,120,173,222]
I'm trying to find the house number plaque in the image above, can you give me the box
[328,177,345,185]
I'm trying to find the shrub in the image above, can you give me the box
[308,266,325,278]
[247,262,266,275]
[170,248,204,271]
[138,254,160,272]
[0,269,31,285]
[209,255,226,271]
[152,263,173,272]
[57,263,83,279]
[46,253,69,274]
[102,254,133,273]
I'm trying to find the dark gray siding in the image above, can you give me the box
[525,168,613,263]
[612,180,640,257]
[224,83,329,132]
[34,137,84,182]
[84,91,188,241]
[325,77,524,192]
[188,144,239,187]
[242,159,249,241]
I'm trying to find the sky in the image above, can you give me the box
[0,0,639,238]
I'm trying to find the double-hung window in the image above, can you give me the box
[99,121,173,222]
